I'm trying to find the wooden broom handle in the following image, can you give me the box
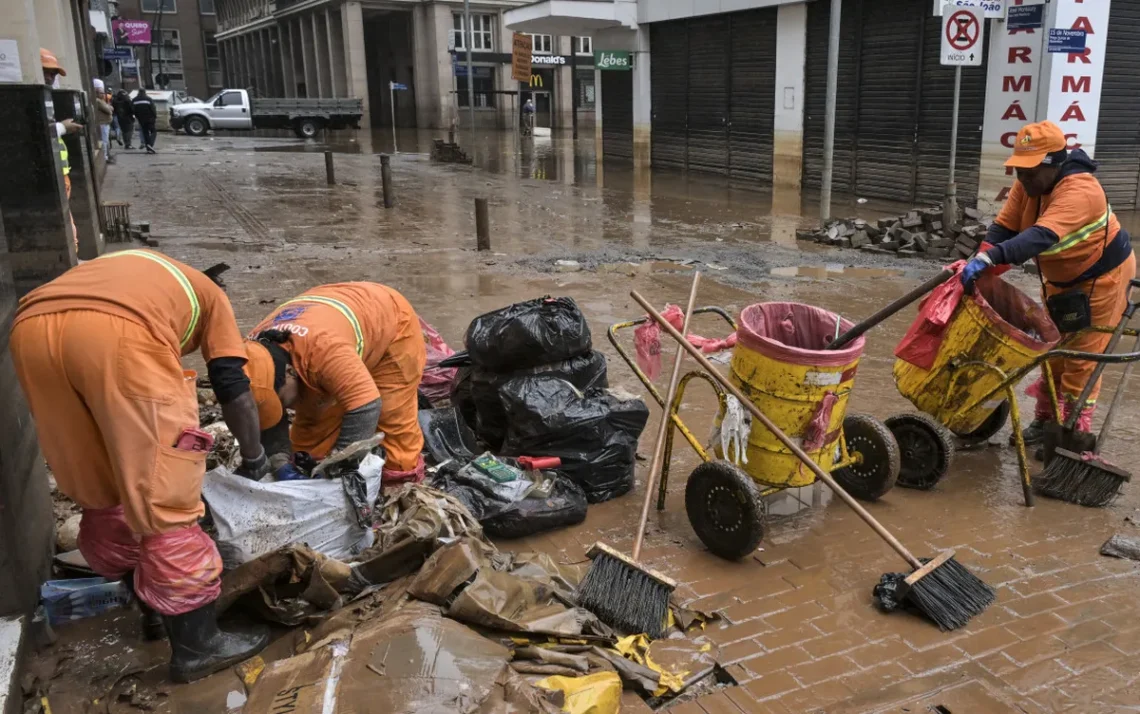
[632,272,702,561]
[631,290,923,571]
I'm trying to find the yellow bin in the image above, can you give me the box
[894,275,1059,435]
[725,302,866,488]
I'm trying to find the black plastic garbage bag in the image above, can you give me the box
[465,297,592,372]
[499,376,649,503]
[470,351,609,450]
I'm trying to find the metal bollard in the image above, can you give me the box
[475,198,490,251]
[381,154,394,208]
[325,151,335,185]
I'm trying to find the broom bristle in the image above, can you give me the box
[1035,450,1129,507]
[578,552,673,638]
[905,557,995,631]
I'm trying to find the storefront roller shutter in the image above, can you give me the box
[803,0,859,194]
[853,2,924,200]
[686,15,731,174]
[729,8,778,181]
[650,21,688,170]
[601,71,634,161]
[914,14,988,205]
[1095,2,1140,210]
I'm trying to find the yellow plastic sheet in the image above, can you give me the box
[614,634,686,696]
[536,672,622,714]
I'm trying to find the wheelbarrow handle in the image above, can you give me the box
[828,268,957,350]
[631,290,924,572]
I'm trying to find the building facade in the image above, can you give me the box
[212,0,596,131]
[508,0,1130,211]
[113,0,222,97]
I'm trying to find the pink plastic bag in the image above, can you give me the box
[634,304,738,380]
[419,317,458,403]
[382,453,426,485]
[77,505,140,579]
[135,524,223,616]
[802,393,840,452]
[894,262,967,370]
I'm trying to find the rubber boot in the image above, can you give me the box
[1011,418,1051,446]
[123,572,166,641]
[165,601,269,683]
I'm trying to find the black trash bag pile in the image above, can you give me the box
[452,297,609,451]
[431,454,588,540]
[499,377,650,503]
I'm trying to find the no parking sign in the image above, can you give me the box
[941,4,984,67]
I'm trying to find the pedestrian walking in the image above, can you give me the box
[113,89,134,149]
[41,48,81,253]
[963,120,1137,443]
[93,79,114,163]
[132,88,158,154]
[522,97,536,137]
[10,250,271,683]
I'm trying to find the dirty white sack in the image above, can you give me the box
[202,453,384,569]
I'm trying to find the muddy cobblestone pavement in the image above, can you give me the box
[35,134,1140,713]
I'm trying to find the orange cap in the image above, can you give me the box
[40,48,66,76]
[243,341,284,430]
[1005,121,1067,168]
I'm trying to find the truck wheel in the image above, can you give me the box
[185,117,208,137]
[295,118,323,139]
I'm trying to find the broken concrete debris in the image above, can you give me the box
[430,138,473,164]
[797,206,996,261]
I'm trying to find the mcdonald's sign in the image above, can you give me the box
[529,74,544,88]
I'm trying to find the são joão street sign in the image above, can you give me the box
[940,4,984,66]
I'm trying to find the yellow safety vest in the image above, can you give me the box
[58,137,70,176]
[1040,206,1111,257]
[98,250,200,348]
[278,295,364,357]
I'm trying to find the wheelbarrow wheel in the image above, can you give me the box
[832,413,900,501]
[884,413,954,490]
[685,461,765,560]
[953,400,1011,444]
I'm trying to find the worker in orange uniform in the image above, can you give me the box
[41,48,81,253]
[962,121,1137,445]
[10,250,271,683]
[243,282,427,482]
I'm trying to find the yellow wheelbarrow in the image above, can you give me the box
[609,302,900,560]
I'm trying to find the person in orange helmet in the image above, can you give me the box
[10,250,271,683]
[243,282,427,482]
[962,121,1137,445]
[41,48,82,253]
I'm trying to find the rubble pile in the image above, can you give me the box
[796,206,994,261]
[431,138,473,164]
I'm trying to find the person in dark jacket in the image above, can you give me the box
[113,89,135,149]
[132,88,158,154]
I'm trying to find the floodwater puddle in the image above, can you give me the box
[770,265,906,279]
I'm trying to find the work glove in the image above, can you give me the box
[960,252,994,293]
[235,448,271,481]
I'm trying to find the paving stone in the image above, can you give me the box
[790,654,859,686]
[744,671,801,701]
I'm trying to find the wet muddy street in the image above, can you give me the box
[35,133,1140,713]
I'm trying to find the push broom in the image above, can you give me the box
[578,273,702,638]
[631,290,995,631]
[1035,331,1139,507]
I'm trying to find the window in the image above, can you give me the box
[457,66,495,108]
[219,91,242,106]
[530,34,552,54]
[572,37,592,55]
[452,14,493,52]
[141,0,176,12]
[204,31,222,87]
[577,70,594,110]
[199,0,215,14]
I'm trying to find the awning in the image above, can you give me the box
[504,0,637,37]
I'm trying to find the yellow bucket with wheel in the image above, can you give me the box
[894,274,1059,435]
[725,302,866,487]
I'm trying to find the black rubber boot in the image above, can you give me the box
[1010,419,1050,446]
[123,572,167,641]
[164,602,269,683]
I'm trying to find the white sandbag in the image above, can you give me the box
[202,453,384,568]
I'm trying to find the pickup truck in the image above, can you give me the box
[170,88,363,138]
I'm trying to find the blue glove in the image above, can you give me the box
[960,253,994,293]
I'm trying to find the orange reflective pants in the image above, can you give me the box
[64,174,77,254]
[11,311,221,614]
[291,320,427,473]
[1034,251,1138,425]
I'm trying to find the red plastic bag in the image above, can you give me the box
[894,262,967,370]
[419,317,458,403]
[77,505,140,579]
[978,242,1013,277]
[135,524,223,616]
[634,304,738,380]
